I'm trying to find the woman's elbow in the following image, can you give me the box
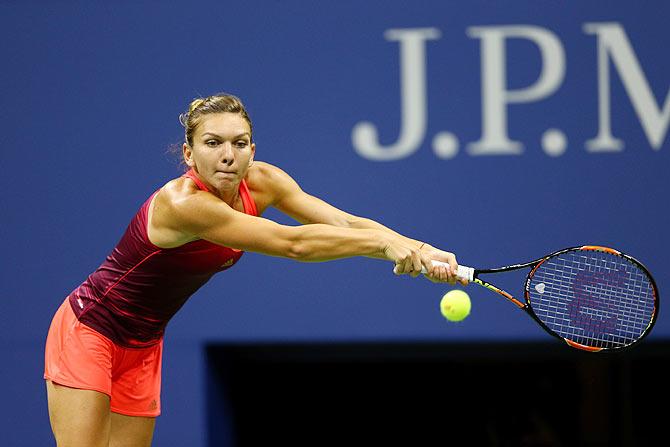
[276,230,310,260]
[284,240,308,260]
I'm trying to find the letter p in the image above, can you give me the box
[467,25,566,155]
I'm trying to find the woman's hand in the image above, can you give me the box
[386,239,433,278]
[419,243,468,285]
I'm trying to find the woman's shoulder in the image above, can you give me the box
[245,161,299,212]
[248,160,280,178]
[161,176,198,196]
[246,161,294,189]
[152,176,204,213]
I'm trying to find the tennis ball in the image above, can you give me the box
[440,289,471,322]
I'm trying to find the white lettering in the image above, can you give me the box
[352,23,665,161]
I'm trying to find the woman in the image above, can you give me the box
[44,93,462,446]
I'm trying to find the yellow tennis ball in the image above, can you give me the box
[440,289,471,322]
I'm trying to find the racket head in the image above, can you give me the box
[523,246,658,352]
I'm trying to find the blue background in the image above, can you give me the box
[1,1,668,445]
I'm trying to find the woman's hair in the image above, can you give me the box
[179,93,253,147]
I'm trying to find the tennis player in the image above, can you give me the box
[44,93,462,446]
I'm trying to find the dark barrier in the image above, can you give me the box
[206,342,669,446]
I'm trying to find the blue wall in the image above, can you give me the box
[1,1,668,445]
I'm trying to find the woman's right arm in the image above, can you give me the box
[150,181,432,275]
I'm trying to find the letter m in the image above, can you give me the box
[585,22,670,151]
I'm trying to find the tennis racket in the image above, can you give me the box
[429,245,658,352]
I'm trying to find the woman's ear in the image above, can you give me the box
[183,143,195,167]
[248,143,256,167]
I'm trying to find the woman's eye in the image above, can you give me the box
[206,140,219,147]
[235,141,249,148]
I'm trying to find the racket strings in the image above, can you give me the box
[528,250,655,349]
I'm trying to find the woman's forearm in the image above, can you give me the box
[287,224,390,262]
[346,216,423,249]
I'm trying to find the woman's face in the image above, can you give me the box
[183,112,255,194]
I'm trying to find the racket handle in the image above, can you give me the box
[419,261,474,281]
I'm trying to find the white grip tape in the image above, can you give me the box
[419,261,474,281]
[456,264,474,281]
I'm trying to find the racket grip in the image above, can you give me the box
[420,261,474,281]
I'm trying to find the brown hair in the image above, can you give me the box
[179,93,253,147]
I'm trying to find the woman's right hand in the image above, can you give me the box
[386,239,433,278]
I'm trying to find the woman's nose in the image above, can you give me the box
[220,143,234,165]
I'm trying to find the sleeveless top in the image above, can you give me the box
[68,169,258,347]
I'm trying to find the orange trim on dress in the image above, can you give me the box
[182,169,258,216]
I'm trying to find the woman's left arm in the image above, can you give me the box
[258,162,462,283]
